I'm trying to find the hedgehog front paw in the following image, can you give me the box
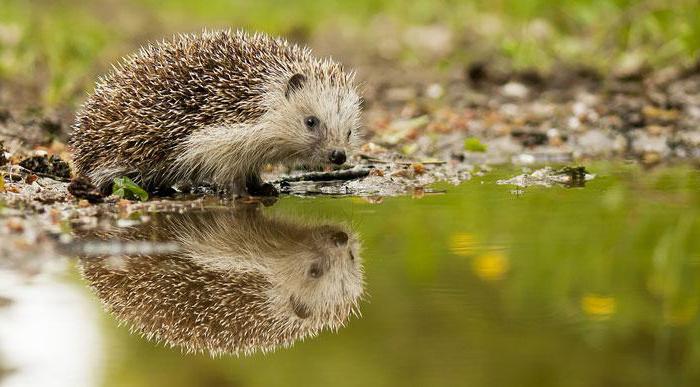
[245,173,279,197]
[235,180,278,206]
[247,182,279,197]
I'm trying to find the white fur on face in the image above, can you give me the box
[261,74,363,166]
[285,236,363,327]
[274,230,364,325]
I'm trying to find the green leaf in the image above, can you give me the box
[464,137,487,153]
[112,176,149,201]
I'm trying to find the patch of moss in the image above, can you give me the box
[113,177,149,201]
[464,137,487,153]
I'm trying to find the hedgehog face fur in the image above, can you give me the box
[78,208,364,356]
[70,30,363,195]
[271,73,363,166]
[268,225,362,322]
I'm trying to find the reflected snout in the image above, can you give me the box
[329,149,346,165]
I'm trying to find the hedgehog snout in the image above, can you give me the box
[329,149,346,165]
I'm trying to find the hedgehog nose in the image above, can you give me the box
[329,150,346,165]
[331,231,349,247]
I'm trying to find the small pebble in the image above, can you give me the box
[412,162,426,175]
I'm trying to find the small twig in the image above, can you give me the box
[276,168,371,183]
[394,160,447,166]
[357,154,447,165]
[3,172,23,182]
[33,172,72,182]
[11,164,71,182]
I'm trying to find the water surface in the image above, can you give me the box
[1,163,699,387]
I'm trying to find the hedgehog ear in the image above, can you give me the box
[290,295,312,319]
[286,73,307,99]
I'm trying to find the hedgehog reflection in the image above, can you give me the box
[78,208,364,356]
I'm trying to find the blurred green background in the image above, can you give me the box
[0,3,699,383]
[0,0,698,108]
[88,163,700,387]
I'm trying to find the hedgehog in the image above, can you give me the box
[70,30,363,196]
[78,207,364,356]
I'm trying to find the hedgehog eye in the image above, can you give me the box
[304,116,319,130]
[346,129,352,141]
[308,262,323,278]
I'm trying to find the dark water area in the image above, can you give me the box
[0,163,699,387]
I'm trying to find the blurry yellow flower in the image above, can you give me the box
[472,251,509,281]
[449,232,478,256]
[581,294,616,319]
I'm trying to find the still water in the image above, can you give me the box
[1,163,699,387]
